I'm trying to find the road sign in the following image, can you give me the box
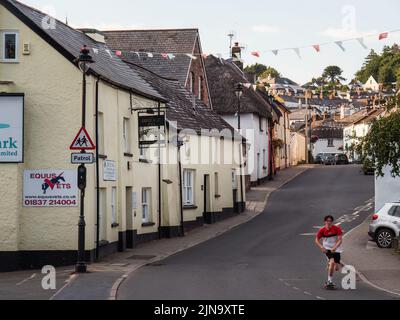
[71,153,94,164]
[70,127,96,150]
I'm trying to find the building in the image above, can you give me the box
[102,28,211,107]
[204,55,275,187]
[342,108,386,162]
[311,120,345,158]
[363,75,381,92]
[290,132,306,166]
[0,0,244,271]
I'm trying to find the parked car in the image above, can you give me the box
[315,153,325,164]
[369,202,400,248]
[323,154,336,166]
[335,154,349,165]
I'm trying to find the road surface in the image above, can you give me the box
[118,165,398,300]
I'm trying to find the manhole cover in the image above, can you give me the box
[127,255,156,261]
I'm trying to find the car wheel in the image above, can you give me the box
[376,229,395,249]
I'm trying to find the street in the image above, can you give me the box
[118,165,398,300]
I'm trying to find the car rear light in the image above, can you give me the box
[372,214,379,221]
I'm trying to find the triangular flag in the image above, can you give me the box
[251,51,261,58]
[161,53,168,59]
[147,52,154,58]
[186,54,197,60]
[167,54,175,60]
[312,45,320,52]
[293,48,301,59]
[92,48,99,54]
[115,50,122,57]
[252,85,257,91]
[243,83,251,89]
[272,50,279,56]
[356,38,368,49]
[379,32,388,40]
[335,41,346,52]
[135,52,141,59]
[105,49,113,58]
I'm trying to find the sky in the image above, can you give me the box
[22,0,400,84]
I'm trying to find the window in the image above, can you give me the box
[2,31,18,62]
[389,206,400,218]
[263,149,267,168]
[232,169,238,190]
[198,76,203,100]
[214,173,219,196]
[259,118,264,132]
[327,138,334,147]
[99,188,107,241]
[142,188,152,223]
[183,169,195,206]
[123,118,130,153]
[111,187,118,225]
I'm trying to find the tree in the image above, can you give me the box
[322,66,346,84]
[259,67,281,80]
[244,63,267,77]
[358,110,400,177]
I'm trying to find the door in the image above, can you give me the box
[99,188,107,242]
[203,175,211,219]
[232,170,238,213]
[126,187,133,231]
[388,205,400,234]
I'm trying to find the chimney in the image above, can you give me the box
[79,29,106,44]
[231,42,243,71]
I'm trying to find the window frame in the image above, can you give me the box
[142,188,152,223]
[1,31,19,62]
[111,187,118,225]
[123,117,130,154]
[183,169,195,206]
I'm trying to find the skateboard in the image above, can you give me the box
[324,283,337,290]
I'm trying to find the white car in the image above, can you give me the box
[369,202,400,249]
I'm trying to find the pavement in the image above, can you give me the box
[116,165,399,300]
[343,216,400,297]
[0,165,311,300]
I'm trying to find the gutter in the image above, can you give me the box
[95,77,100,260]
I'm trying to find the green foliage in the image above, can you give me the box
[322,65,346,84]
[244,63,280,78]
[361,111,400,177]
[356,44,400,87]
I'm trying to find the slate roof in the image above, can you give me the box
[204,55,272,119]
[1,0,165,102]
[103,29,199,85]
[127,62,240,137]
[280,95,349,107]
[312,127,344,139]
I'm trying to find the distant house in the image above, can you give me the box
[342,108,386,162]
[205,55,276,187]
[103,28,212,107]
[262,76,305,95]
[363,75,381,92]
[311,120,345,158]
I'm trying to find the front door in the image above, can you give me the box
[203,174,211,221]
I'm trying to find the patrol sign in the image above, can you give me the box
[0,94,24,163]
[71,153,94,164]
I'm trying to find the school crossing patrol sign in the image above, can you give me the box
[70,127,96,151]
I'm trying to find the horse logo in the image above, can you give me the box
[42,172,66,194]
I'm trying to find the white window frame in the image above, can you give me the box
[198,76,203,100]
[1,31,19,62]
[183,169,195,206]
[142,188,152,223]
[123,117,130,153]
[111,187,118,225]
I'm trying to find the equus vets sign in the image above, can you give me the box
[0,94,24,163]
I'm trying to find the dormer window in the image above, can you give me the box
[1,31,19,62]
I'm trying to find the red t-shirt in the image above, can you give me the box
[317,225,343,253]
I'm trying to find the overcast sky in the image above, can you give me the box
[22,0,400,84]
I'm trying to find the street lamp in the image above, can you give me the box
[76,45,94,274]
[234,83,244,213]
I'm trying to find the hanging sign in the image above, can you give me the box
[138,112,166,148]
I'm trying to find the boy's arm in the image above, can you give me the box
[332,235,343,253]
[315,236,326,253]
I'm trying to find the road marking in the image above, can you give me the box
[316,296,326,300]
[304,291,312,296]
[300,233,317,236]
[16,273,36,286]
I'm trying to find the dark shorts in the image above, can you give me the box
[326,251,341,264]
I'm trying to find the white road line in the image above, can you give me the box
[304,291,312,296]
[316,296,326,300]
[16,273,36,286]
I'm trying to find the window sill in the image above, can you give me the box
[183,205,198,210]
[142,222,156,228]
[139,159,152,164]
[0,60,19,64]
[124,153,134,158]
[111,223,119,228]
[98,240,110,247]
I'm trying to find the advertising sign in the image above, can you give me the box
[138,112,166,149]
[23,170,78,207]
[103,160,117,181]
[0,94,24,163]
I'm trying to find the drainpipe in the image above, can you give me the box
[158,102,162,239]
[284,112,288,168]
[95,77,100,261]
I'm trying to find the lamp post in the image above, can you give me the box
[76,45,94,274]
[234,83,244,213]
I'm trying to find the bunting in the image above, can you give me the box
[313,45,320,53]
[356,38,368,50]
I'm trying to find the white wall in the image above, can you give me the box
[375,166,400,211]
[223,113,270,183]
[312,139,343,158]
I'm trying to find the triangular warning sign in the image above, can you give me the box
[70,127,96,150]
